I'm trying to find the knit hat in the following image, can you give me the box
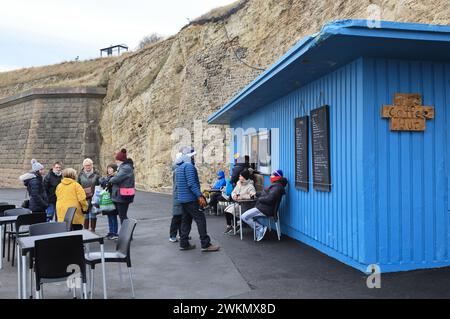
[175,153,184,165]
[272,169,284,177]
[180,147,196,163]
[115,149,127,162]
[31,159,44,172]
[240,169,250,180]
[217,170,225,179]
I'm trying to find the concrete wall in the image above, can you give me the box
[0,87,106,187]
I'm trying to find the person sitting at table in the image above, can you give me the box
[240,170,288,241]
[223,169,256,235]
[207,170,227,214]
[55,168,88,230]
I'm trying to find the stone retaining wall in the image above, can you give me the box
[0,87,106,187]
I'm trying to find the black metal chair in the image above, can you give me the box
[10,212,46,266]
[0,204,16,216]
[0,204,16,262]
[63,207,77,231]
[34,235,87,299]
[85,218,137,298]
[29,222,68,236]
[253,194,284,242]
[4,208,31,260]
[27,222,69,298]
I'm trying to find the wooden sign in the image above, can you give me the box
[382,93,434,131]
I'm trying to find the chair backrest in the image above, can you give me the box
[63,207,77,231]
[272,193,285,220]
[16,213,47,233]
[29,222,68,236]
[34,235,86,281]
[117,218,137,257]
[4,208,31,216]
[0,205,16,216]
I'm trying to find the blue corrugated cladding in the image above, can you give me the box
[363,58,450,272]
[231,58,368,270]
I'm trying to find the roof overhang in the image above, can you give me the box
[208,19,450,125]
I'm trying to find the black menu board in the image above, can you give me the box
[295,116,309,192]
[311,105,331,192]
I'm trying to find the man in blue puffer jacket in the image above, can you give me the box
[175,147,220,252]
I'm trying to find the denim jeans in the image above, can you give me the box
[107,213,119,236]
[46,203,56,222]
[180,201,211,249]
[86,205,97,220]
[241,207,266,230]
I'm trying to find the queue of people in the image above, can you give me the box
[18,149,135,239]
[170,148,288,245]
[18,146,286,247]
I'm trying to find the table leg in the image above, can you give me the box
[21,254,27,299]
[0,224,3,270]
[17,244,21,299]
[100,243,107,299]
[239,205,243,240]
[233,203,237,235]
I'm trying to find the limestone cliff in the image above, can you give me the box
[0,0,448,191]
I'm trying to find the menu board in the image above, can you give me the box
[295,116,309,192]
[311,105,331,192]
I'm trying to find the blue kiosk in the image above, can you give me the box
[208,20,450,273]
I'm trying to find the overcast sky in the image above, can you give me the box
[0,0,236,72]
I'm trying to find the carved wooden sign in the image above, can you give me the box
[382,93,434,131]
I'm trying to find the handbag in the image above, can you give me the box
[119,187,135,197]
[84,187,94,199]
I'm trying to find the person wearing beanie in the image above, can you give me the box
[175,146,220,252]
[110,148,136,224]
[44,161,63,221]
[77,158,101,232]
[207,170,227,215]
[230,155,250,186]
[241,169,288,241]
[99,164,119,240]
[223,169,256,235]
[19,159,48,213]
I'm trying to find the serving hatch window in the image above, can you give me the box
[243,129,271,175]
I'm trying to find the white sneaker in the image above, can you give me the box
[256,226,267,242]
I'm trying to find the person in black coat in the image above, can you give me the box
[19,159,48,213]
[230,155,250,186]
[241,170,288,241]
[43,161,63,221]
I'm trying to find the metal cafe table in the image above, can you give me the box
[233,199,257,240]
[16,230,108,299]
[0,215,19,270]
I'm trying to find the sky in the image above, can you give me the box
[0,0,236,72]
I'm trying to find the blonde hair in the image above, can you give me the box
[62,168,77,180]
[82,158,94,166]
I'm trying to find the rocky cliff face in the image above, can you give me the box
[0,0,448,191]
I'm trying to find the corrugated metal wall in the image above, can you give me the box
[363,58,450,271]
[233,59,368,269]
[232,57,450,272]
